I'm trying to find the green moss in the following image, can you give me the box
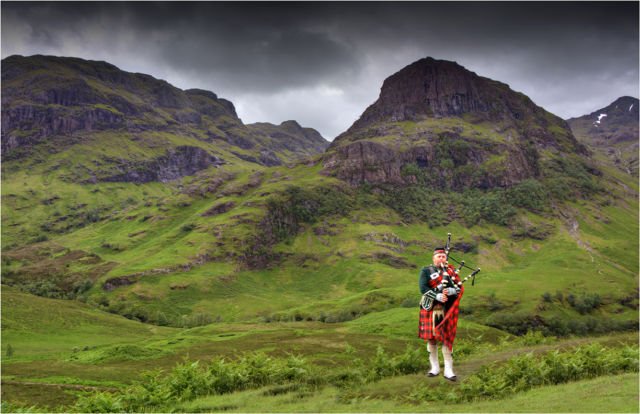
[93,103,123,116]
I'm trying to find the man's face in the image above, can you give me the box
[433,252,447,266]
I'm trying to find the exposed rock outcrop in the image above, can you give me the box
[567,96,639,176]
[323,57,587,189]
[246,120,330,161]
[97,146,224,183]
[1,54,329,170]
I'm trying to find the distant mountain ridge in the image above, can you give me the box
[323,57,589,189]
[567,96,639,176]
[1,53,637,352]
[1,54,329,179]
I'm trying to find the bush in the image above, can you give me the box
[542,157,603,198]
[507,179,548,211]
[180,223,196,232]
[380,186,448,227]
[74,391,123,413]
[511,219,554,240]
[31,234,49,243]
[74,346,430,412]
[486,292,505,311]
[485,312,544,335]
[569,293,602,314]
[21,280,64,299]
[408,343,638,404]
[486,310,635,337]
[461,190,516,226]
[250,184,354,262]
[85,208,102,223]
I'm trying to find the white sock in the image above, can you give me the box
[428,342,440,374]
[442,346,455,378]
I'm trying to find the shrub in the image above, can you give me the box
[554,291,564,303]
[258,185,354,245]
[408,343,638,404]
[380,186,448,227]
[85,208,102,223]
[542,157,603,198]
[570,293,602,314]
[461,190,516,226]
[180,223,196,232]
[74,391,123,413]
[400,162,422,178]
[506,179,548,211]
[511,219,554,240]
[31,234,49,243]
[74,346,430,411]
[486,292,505,311]
[167,360,211,401]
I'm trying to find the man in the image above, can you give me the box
[418,247,464,381]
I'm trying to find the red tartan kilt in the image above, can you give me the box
[418,307,444,342]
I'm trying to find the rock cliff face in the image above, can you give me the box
[1,55,329,177]
[246,120,330,160]
[323,137,539,189]
[96,146,224,184]
[567,96,639,176]
[1,56,224,154]
[323,57,588,189]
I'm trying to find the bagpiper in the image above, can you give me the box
[418,246,464,381]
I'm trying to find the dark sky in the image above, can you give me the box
[2,1,638,139]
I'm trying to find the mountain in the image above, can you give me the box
[2,54,638,413]
[322,57,589,190]
[1,54,329,177]
[1,54,636,334]
[245,120,329,164]
[567,96,639,176]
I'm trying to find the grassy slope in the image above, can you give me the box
[2,113,638,412]
[2,283,637,411]
[3,149,637,327]
[175,372,639,413]
[1,286,177,360]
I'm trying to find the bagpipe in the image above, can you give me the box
[419,232,481,311]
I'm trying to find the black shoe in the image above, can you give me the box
[444,375,457,382]
[427,371,439,377]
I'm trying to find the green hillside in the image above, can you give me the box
[1,285,177,360]
[1,55,638,412]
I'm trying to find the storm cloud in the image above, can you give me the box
[2,1,638,139]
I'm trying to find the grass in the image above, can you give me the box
[173,362,638,413]
[1,285,177,361]
[5,163,636,332]
[3,277,636,411]
[5,372,637,413]
[3,55,638,412]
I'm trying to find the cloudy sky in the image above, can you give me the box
[2,1,638,140]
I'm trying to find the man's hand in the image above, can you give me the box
[436,292,449,303]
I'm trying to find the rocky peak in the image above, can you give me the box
[323,56,590,189]
[245,120,329,161]
[341,58,502,135]
[567,96,639,176]
[335,57,579,144]
[185,88,220,101]
[0,55,240,156]
[1,54,333,183]
[280,120,303,133]
[570,96,639,128]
